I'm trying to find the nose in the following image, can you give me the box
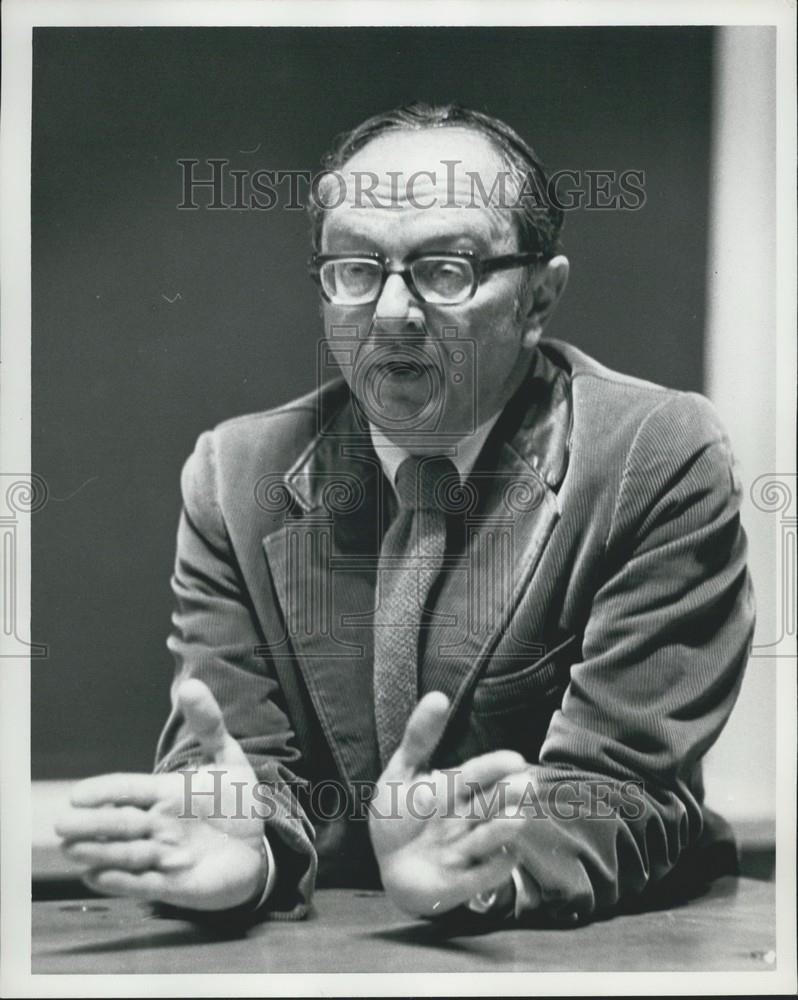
[372,272,423,327]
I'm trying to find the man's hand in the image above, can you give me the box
[56,680,268,912]
[368,691,529,918]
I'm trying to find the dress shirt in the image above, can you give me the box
[368,413,501,493]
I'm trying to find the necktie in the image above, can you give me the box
[373,454,458,767]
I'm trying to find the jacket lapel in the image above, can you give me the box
[262,397,388,786]
[419,345,572,736]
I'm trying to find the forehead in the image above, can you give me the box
[320,127,519,251]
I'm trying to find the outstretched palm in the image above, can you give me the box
[368,692,527,917]
[57,680,268,911]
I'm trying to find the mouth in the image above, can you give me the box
[372,356,429,380]
[362,342,439,381]
[352,341,443,422]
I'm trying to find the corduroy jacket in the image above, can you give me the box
[154,338,754,922]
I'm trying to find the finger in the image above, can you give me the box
[448,752,528,806]
[70,773,162,809]
[84,868,168,901]
[177,679,247,767]
[447,851,518,904]
[55,806,155,843]
[457,813,526,865]
[63,839,170,872]
[387,691,450,776]
[498,770,542,814]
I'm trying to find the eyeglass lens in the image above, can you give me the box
[319,257,474,304]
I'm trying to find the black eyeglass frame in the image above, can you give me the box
[308,249,544,305]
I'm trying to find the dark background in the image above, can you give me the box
[32,26,714,777]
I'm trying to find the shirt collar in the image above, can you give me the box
[368,412,501,494]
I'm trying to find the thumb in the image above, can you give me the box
[386,691,450,777]
[178,679,247,767]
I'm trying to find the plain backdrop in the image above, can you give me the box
[31,26,715,777]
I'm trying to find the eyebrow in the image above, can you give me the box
[323,221,494,257]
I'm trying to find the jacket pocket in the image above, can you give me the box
[471,634,577,715]
[461,635,577,762]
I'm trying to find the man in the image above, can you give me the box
[57,104,754,925]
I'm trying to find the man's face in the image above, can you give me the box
[318,128,543,445]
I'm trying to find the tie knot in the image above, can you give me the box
[394,455,459,510]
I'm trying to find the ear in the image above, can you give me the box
[521,255,570,348]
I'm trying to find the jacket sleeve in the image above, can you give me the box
[153,429,317,920]
[512,391,755,922]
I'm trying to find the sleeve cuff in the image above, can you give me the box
[511,865,542,919]
[466,870,519,918]
[510,866,526,920]
[250,833,277,910]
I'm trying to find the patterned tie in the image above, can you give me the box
[373,454,458,767]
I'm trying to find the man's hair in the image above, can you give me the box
[307,102,564,258]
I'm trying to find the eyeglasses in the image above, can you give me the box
[308,249,543,306]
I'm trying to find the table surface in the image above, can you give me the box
[33,876,777,974]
